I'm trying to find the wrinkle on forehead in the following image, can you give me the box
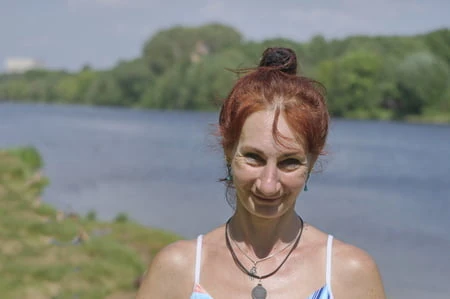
[238,109,306,154]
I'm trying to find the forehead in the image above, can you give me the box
[237,110,306,154]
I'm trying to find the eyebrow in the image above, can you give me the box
[240,145,306,159]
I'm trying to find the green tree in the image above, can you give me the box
[84,73,123,106]
[139,62,190,109]
[182,48,249,109]
[54,75,80,103]
[75,69,97,103]
[0,25,448,123]
[306,35,330,67]
[142,23,242,75]
[394,51,449,116]
[422,28,450,65]
[316,51,384,118]
[0,79,29,100]
[111,58,152,107]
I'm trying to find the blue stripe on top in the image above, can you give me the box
[191,285,331,299]
[190,292,214,299]
[307,284,332,299]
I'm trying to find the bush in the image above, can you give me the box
[114,212,129,223]
[86,210,97,221]
[9,147,43,171]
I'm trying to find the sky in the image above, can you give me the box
[1,0,449,72]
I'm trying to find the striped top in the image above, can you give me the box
[190,235,334,299]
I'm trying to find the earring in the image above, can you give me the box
[226,164,233,181]
[304,173,310,192]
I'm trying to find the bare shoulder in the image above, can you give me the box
[136,239,197,299]
[331,239,386,298]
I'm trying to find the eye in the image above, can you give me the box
[244,153,264,165]
[278,158,302,170]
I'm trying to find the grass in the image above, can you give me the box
[0,147,180,299]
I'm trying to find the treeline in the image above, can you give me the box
[0,23,449,123]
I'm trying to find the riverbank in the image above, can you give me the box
[2,101,450,125]
[0,147,180,298]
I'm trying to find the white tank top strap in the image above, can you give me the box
[326,235,334,294]
[194,235,203,286]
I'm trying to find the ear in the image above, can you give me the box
[224,151,232,165]
[224,145,237,165]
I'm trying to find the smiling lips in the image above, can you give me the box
[252,194,283,204]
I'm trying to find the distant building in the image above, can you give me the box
[5,57,45,74]
[190,40,210,63]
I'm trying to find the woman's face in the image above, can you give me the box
[231,109,311,219]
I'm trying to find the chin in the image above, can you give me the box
[237,195,294,219]
[249,202,289,219]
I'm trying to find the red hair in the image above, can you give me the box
[218,48,329,162]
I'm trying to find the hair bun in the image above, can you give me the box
[259,47,297,75]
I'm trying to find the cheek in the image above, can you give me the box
[232,161,258,187]
[233,166,257,184]
[284,171,307,190]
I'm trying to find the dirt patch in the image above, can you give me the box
[1,239,23,256]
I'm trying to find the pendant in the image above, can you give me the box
[250,265,257,280]
[251,283,267,299]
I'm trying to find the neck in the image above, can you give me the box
[229,205,302,259]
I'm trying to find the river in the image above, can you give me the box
[1,102,449,298]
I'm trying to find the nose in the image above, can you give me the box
[255,163,282,198]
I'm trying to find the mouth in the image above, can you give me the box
[252,194,282,205]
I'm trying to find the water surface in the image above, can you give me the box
[1,103,449,298]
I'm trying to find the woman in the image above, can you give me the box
[137,47,386,298]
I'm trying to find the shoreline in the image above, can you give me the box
[1,101,449,126]
[0,147,180,298]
